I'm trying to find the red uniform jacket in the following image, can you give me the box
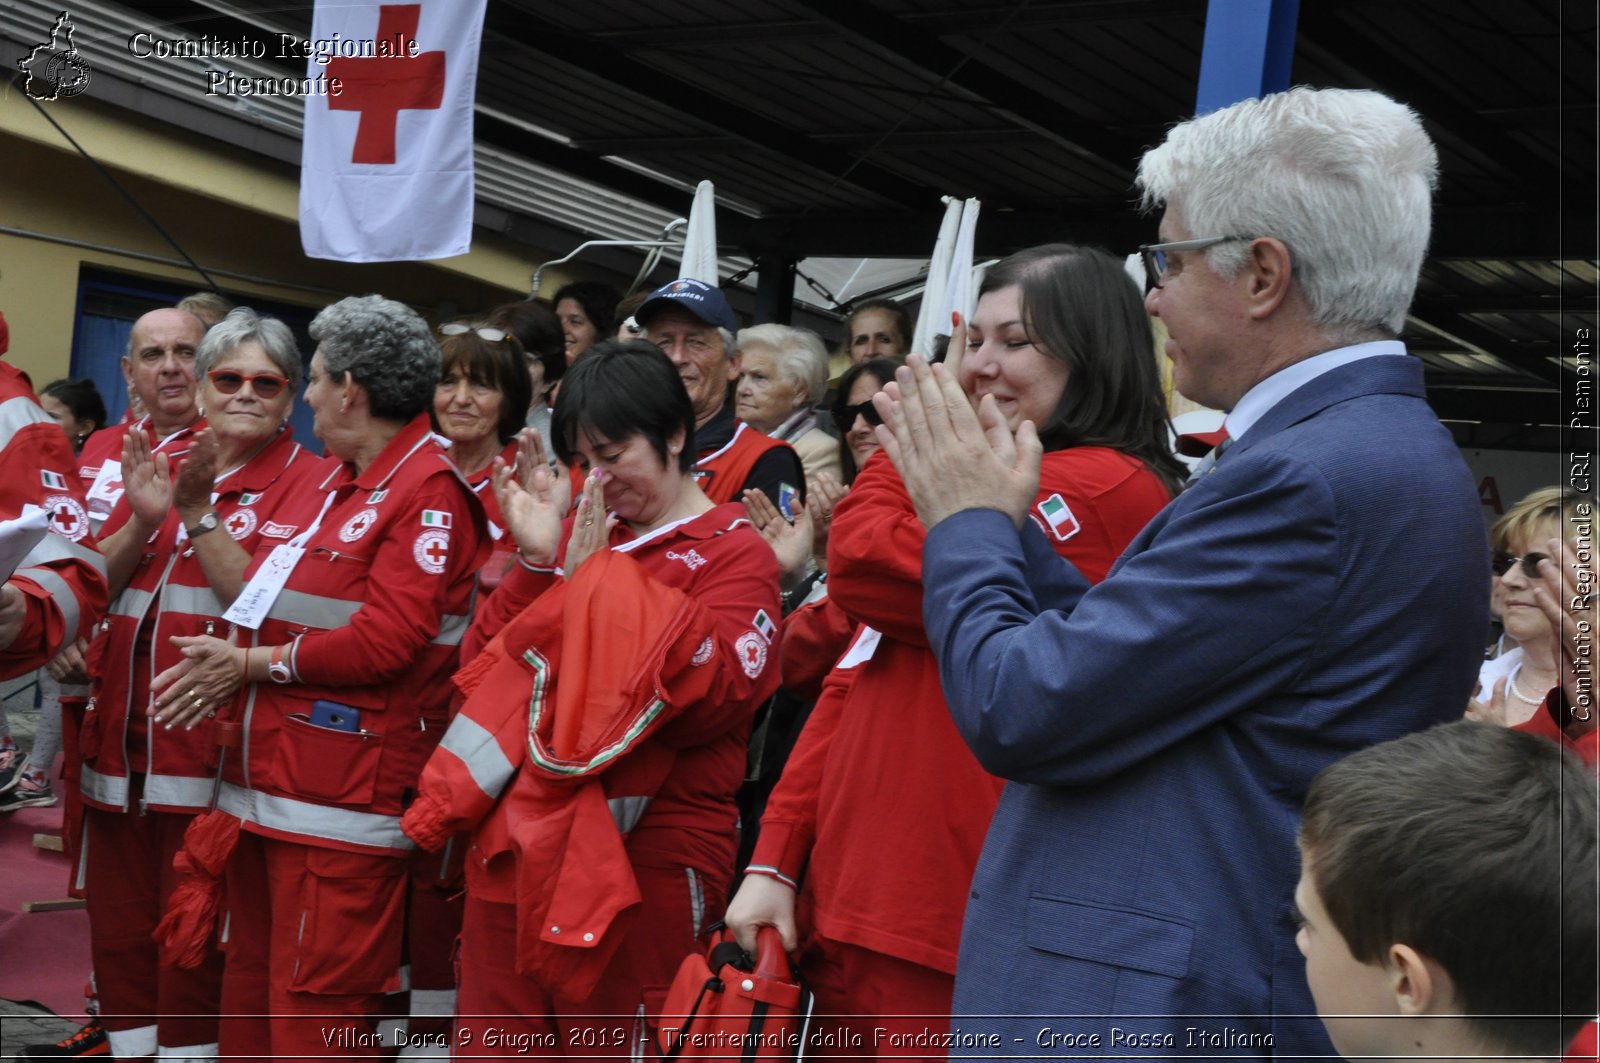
[0,361,108,678]
[459,439,521,594]
[1517,692,1600,767]
[79,429,321,814]
[412,504,781,991]
[216,415,488,855]
[692,406,802,507]
[750,447,1173,973]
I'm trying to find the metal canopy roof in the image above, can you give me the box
[5,0,1595,452]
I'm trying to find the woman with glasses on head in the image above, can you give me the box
[726,244,1187,1057]
[147,295,489,1061]
[433,322,534,591]
[1469,487,1587,727]
[72,307,321,1061]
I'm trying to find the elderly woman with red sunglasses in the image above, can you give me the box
[75,306,321,1061]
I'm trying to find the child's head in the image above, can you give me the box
[1297,721,1597,1060]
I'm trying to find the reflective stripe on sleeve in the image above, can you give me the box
[437,713,516,801]
[18,565,86,648]
[432,612,469,647]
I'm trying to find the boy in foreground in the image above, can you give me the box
[1296,721,1597,1061]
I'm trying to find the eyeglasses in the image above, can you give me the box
[1138,235,1257,290]
[1492,550,1549,579]
[832,400,884,435]
[207,369,289,398]
[440,323,508,343]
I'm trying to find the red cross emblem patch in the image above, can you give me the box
[43,494,89,543]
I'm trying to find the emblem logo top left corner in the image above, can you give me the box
[19,11,93,101]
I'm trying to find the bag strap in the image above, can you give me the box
[660,976,723,1061]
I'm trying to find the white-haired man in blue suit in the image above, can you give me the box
[875,86,1489,1060]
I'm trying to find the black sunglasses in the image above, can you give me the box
[832,400,884,435]
[1491,550,1548,578]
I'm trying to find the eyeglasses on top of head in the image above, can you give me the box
[207,369,289,398]
[1138,235,1257,291]
[439,323,508,343]
[1491,550,1549,579]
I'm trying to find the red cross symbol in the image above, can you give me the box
[424,539,449,566]
[226,513,252,535]
[51,504,80,535]
[326,5,446,165]
[348,514,373,537]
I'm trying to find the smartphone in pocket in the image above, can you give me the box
[309,700,361,732]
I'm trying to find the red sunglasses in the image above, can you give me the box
[208,369,289,398]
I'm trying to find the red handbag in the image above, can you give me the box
[650,926,814,1061]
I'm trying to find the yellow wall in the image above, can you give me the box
[0,91,593,382]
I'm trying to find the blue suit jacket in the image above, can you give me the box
[922,355,1488,1059]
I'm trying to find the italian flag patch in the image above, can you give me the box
[40,470,68,490]
[1036,493,1081,541]
[753,608,776,643]
[421,510,453,529]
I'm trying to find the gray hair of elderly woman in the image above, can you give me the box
[195,307,304,389]
[309,295,439,421]
[736,323,830,408]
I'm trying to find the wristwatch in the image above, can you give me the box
[186,511,221,539]
[267,645,293,684]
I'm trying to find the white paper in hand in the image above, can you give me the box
[0,507,52,582]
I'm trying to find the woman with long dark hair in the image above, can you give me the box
[727,244,1182,1057]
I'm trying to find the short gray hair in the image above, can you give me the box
[737,323,829,407]
[309,295,439,421]
[196,307,303,389]
[1137,86,1438,339]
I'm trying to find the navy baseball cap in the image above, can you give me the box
[634,279,738,334]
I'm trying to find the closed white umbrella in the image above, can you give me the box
[910,195,964,357]
[941,197,982,336]
[681,180,718,284]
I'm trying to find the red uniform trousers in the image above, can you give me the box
[61,695,89,897]
[403,841,466,1039]
[455,862,729,1061]
[218,831,407,1063]
[82,788,223,1058]
[798,936,953,1062]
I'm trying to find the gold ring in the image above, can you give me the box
[190,690,204,704]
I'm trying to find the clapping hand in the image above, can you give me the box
[150,631,244,731]
[174,428,220,514]
[563,469,617,576]
[805,472,847,564]
[1465,677,1509,726]
[874,341,1041,531]
[122,429,173,529]
[492,429,570,566]
[743,488,813,582]
[1531,537,1598,731]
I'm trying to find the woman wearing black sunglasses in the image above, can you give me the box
[727,244,1188,1050]
[73,306,322,1057]
[1470,487,1585,727]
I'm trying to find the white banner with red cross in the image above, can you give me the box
[299,1,487,262]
